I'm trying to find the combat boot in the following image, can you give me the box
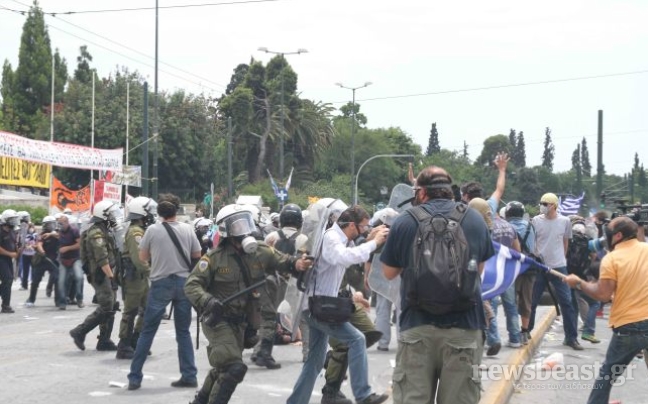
[116,339,135,359]
[70,326,88,351]
[321,386,353,404]
[189,391,209,404]
[96,312,118,351]
[254,338,281,370]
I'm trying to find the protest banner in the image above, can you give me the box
[0,156,51,188]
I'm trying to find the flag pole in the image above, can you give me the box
[125,81,130,205]
[90,71,96,205]
[48,52,55,212]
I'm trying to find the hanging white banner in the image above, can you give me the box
[0,130,123,171]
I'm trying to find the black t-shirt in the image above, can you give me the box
[40,231,60,260]
[0,227,17,268]
[380,199,495,331]
[58,226,80,259]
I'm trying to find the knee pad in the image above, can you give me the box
[226,363,248,384]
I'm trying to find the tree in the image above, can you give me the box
[339,102,367,127]
[475,134,511,166]
[514,131,526,167]
[581,137,592,177]
[74,45,93,85]
[12,1,53,136]
[463,140,468,159]
[542,127,555,172]
[426,122,440,156]
[571,143,582,193]
[509,129,517,150]
[1,60,16,130]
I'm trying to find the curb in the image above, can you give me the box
[479,307,557,404]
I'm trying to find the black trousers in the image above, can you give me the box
[21,255,33,289]
[0,260,14,307]
[29,260,59,304]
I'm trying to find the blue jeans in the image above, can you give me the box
[375,294,392,348]
[287,310,372,404]
[529,267,578,342]
[128,274,197,386]
[58,259,84,306]
[573,290,601,335]
[587,320,648,404]
[486,285,521,345]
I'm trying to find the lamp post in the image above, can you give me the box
[257,47,308,180]
[335,81,372,204]
[354,154,414,206]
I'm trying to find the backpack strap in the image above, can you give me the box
[407,205,432,222]
[447,202,468,224]
[278,229,287,241]
[521,223,532,252]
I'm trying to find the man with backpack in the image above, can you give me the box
[504,201,538,345]
[567,218,601,344]
[381,166,495,404]
[252,203,308,369]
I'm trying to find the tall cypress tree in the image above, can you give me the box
[581,137,592,177]
[542,127,555,172]
[509,128,517,150]
[463,140,468,159]
[572,143,582,192]
[426,122,440,156]
[11,1,53,135]
[1,60,16,130]
[515,131,526,167]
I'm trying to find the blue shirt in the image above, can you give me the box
[508,218,536,255]
[380,200,495,331]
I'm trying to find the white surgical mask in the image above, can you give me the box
[539,205,549,215]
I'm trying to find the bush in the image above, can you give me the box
[0,204,48,224]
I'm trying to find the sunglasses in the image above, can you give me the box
[539,202,552,207]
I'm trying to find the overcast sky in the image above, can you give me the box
[1,0,647,176]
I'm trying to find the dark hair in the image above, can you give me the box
[158,193,180,219]
[417,166,454,200]
[337,205,370,229]
[610,217,638,239]
[461,181,483,201]
[594,211,609,222]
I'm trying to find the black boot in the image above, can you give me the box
[116,339,135,359]
[209,363,247,404]
[189,390,209,404]
[321,385,353,404]
[70,313,103,351]
[96,312,118,351]
[254,338,281,370]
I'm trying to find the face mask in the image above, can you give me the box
[28,228,35,234]
[539,205,549,215]
[234,235,258,254]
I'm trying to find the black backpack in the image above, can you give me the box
[567,232,591,278]
[274,229,299,256]
[405,204,478,315]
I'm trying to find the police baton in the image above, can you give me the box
[196,279,267,350]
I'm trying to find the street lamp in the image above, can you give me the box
[335,81,373,205]
[257,47,308,180]
[354,154,414,206]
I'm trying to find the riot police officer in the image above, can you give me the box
[195,217,214,255]
[184,204,312,404]
[69,200,122,351]
[116,196,157,359]
[0,209,20,313]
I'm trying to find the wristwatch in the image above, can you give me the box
[575,280,582,291]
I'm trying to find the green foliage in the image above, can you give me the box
[542,127,555,172]
[1,204,48,224]
[426,122,440,156]
[339,102,367,126]
[514,132,526,167]
[581,138,592,177]
[475,134,511,166]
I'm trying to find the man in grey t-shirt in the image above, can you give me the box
[529,192,583,350]
[127,193,202,390]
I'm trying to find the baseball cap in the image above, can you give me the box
[540,193,559,205]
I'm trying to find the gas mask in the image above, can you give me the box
[234,235,258,254]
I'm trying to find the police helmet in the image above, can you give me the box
[194,218,213,233]
[216,204,256,238]
[505,201,525,219]
[42,215,57,232]
[1,209,20,227]
[280,204,303,228]
[127,196,158,221]
[17,210,30,223]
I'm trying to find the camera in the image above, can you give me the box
[611,201,648,225]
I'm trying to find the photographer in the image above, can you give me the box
[564,217,648,403]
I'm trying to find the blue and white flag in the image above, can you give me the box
[266,169,279,196]
[481,242,548,300]
[559,193,585,216]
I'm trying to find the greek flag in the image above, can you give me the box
[266,169,279,196]
[559,193,585,216]
[481,242,548,300]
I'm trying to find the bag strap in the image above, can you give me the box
[161,222,192,271]
[230,252,253,288]
[278,229,287,241]
[447,202,468,224]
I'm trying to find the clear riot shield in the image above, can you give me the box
[388,183,415,213]
[281,197,348,340]
[368,252,401,310]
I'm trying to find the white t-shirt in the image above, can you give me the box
[532,214,572,268]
